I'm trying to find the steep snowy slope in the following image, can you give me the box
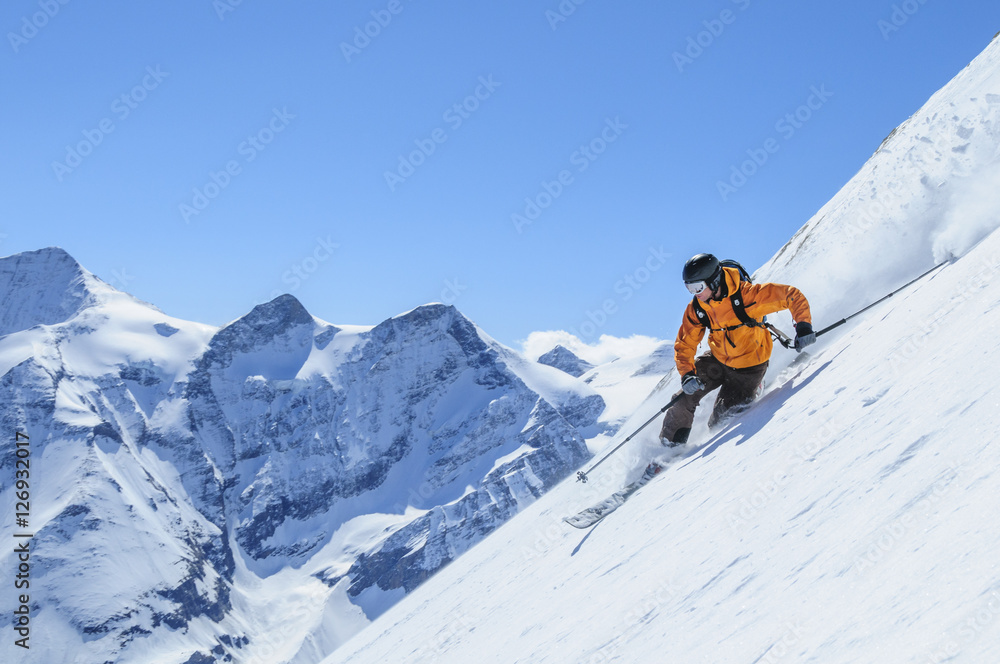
[323,230,1000,663]
[756,34,1000,328]
[324,35,1000,664]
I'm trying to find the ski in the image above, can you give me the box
[563,464,663,529]
[563,351,821,530]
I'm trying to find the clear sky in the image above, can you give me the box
[3,1,999,351]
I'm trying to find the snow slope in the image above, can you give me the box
[756,33,1000,328]
[326,232,1000,663]
[324,35,1000,664]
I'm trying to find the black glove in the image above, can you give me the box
[794,322,816,352]
[681,372,705,395]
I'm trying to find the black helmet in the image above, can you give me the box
[683,253,722,292]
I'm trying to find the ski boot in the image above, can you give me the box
[659,427,690,448]
[642,461,664,481]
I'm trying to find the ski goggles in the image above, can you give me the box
[685,280,708,295]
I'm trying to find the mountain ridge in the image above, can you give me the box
[0,254,609,663]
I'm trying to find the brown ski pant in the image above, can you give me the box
[659,353,768,444]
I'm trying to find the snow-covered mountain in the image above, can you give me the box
[0,249,608,664]
[323,34,1000,664]
[537,345,594,378]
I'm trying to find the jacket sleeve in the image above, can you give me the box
[673,303,706,377]
[745,282,812,325]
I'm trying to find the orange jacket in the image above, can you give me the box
[674,266,812,376]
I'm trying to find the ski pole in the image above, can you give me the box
[576,392,684,483]
[765,323,794,349]
[816,260,949,338]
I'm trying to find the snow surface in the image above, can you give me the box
[324,36,1000,664]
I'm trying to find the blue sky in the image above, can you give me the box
[3,1,999,351]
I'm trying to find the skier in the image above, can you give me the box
[659,253,816,446]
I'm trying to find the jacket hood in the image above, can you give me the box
[717,266,744,299]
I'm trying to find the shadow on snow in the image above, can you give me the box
[682,358,835,467]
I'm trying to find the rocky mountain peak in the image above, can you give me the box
[0,246,103,336]
[538,344,595,378]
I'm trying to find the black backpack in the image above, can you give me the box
[689,259,763,336]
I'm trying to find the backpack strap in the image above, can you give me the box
[690,286,763,347]
[690,297,711,327]
[728,290,761,329]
